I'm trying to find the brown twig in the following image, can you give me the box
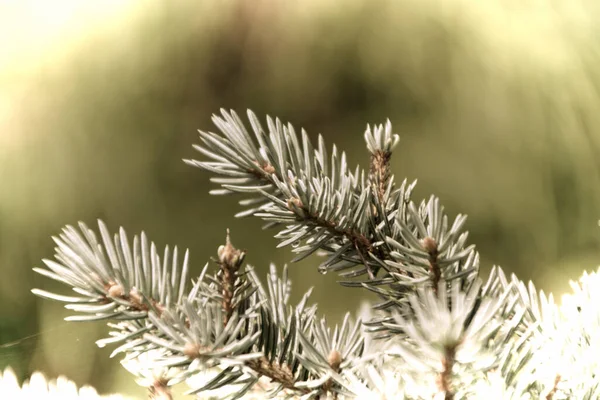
[216,230,245,326]
[252,162,374,251]
[369,149,392,215]
[246,357,308,394]
[183,347,311,396]
[288,196,379,279]
[437,344,457,400]
[368,149,394,277]
[148,377,173,400]
[252,161,390,280]
[546,374,561,399]
[422,237,441,294]
[104,282,166,316]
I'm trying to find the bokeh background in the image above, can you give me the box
[2,0,600,397]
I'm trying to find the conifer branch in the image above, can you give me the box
[31,220,189,324]
[32,221,369,399]
[185,109,384,280]
[25,109,600,399]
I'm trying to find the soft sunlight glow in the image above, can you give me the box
[0,0,136,69]
[0,1,138,149]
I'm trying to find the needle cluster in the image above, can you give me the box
[29,110,600,399]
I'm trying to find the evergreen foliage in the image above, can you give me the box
[29,110,600,399]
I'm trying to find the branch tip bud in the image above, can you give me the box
[421,237,438,254]
[107,282,124,297]
[217,230,244,267]
[327,349,343,372]
[287,197,306,218]
[183,342,201,358]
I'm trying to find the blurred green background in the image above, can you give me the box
[1,0,600,397]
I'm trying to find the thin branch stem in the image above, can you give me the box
[546,374,561,400]
[369,149,392,214]
[217,229,245,326]
[422,237,441,293]
[105,282,166,316]
[438,344,456,400]
[148,378,173,400]
[246,357,310,395]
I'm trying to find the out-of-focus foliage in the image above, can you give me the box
[1,0,600,397]
[0,366,128,400]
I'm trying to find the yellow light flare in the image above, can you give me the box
[0,1,138,71]
[0,1,139,150]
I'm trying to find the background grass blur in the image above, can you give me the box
[2,0,600,397]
